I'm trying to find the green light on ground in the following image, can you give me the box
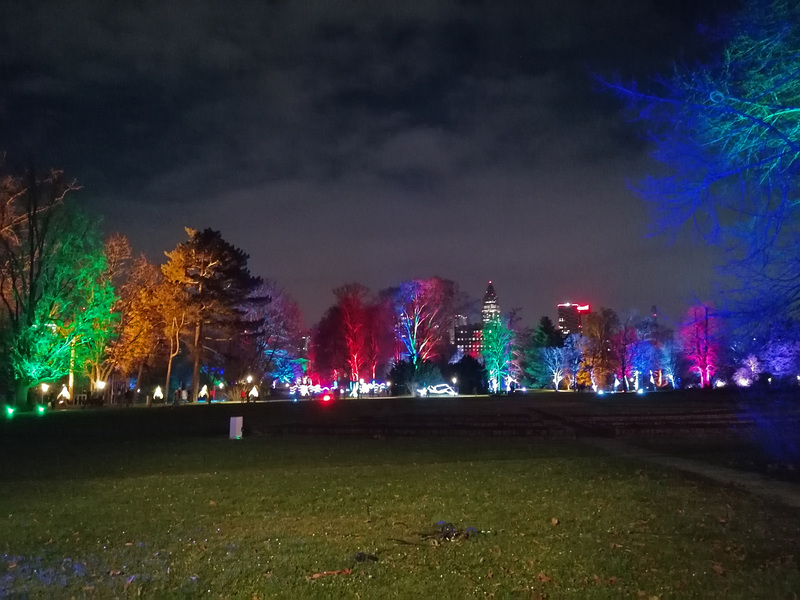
[5,406,15,418]
[36,405,46,415]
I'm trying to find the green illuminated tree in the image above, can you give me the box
[0,166,114,407]
[162,228,261,402]
[82,234,132,392]
[482,314,515,393]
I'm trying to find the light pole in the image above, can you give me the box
[40,383,49,406]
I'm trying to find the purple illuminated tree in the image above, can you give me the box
[761,322,800,379]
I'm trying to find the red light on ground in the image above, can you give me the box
[322,394,331,402]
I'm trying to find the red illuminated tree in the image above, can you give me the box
[334,283,370,382]
[680,304,720,388]
[363,299,394,380]
[311,284,394,383]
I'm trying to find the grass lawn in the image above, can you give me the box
[1,433,799,599]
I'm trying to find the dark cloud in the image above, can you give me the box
[0,0,732,326]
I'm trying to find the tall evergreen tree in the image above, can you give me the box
[162,228,261,402]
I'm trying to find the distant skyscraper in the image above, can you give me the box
[557,302,590,336]
[482,281,500,323]
[453,281,502,359]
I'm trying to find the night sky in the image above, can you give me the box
[1,1,737,329]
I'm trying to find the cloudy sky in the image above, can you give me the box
[1,0,737,328]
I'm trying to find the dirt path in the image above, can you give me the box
[585,437,800,509]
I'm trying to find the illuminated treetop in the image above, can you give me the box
[608,0,800,323]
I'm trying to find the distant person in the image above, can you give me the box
[181,387,188,404]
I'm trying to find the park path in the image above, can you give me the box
[584,438,800,509]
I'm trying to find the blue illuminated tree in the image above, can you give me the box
[389,278,462,368]
[608,0,800,325]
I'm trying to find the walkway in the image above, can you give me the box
[585,437,800,509]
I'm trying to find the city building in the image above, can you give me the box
[482,281,500,323]
[453,281,502,359]
[557,302,590,336]
[453,324,483,359]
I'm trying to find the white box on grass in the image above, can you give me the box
[230,416,243,439]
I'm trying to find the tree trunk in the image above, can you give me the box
[15,380,30,410]
[68,340,76,404]
[164,352,174,405]
[136,359,146,406]
[191,321,202,403]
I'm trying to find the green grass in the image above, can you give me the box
[1,436,799,599]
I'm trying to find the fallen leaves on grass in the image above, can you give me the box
[536,572,555,584]
[593,574,619,586]
[551,518,559,526]
[712,562,726,576]
[307,568,352,580]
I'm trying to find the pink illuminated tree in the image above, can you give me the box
[680,304,720,388]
